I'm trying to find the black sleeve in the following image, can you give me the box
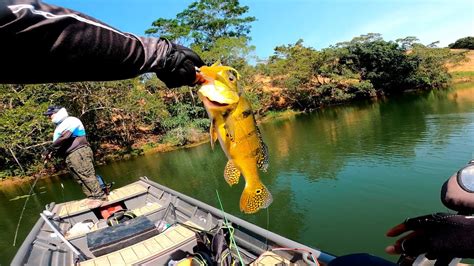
[0,0,171,84]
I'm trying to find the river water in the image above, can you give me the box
[1,86,473,264]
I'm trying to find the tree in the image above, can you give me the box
[192,36,255,68]
[395,36,420,51]
[145,0,256,51]
[266,39,321,88]
[338,35,419,93]
[448,37,474,49]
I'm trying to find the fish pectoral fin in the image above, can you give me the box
[240,183,273,214]
[224,160,240,186]
[210,119,218,150]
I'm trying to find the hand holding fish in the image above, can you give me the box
[197,63,272,214]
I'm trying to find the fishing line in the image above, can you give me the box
[215,189,244,265]
[265,207,270,247]
[12,173,41,246]
[60,182,75,225]
[13,155,50,246]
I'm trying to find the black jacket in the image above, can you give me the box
[0,0,171,83]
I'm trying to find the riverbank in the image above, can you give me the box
[2,50,473,186]
[2,82,473,187]
[3,85,473,265]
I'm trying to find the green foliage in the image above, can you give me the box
[406,45,454,89]
[0,84,53,177]
[338,35,420,93]
[316,83,353,104]
[145,18,191,43]
[192,36,255,68]
[448,36,474,49]
[395,36,421,51]
[451,71,474,79]
[162,127,205,146]
[348,81,376,98]
[265,39,321,89]
[146,0,255,50]
[161,102,207,131]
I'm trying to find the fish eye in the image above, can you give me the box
[228,72,236,82]
[256,189,262,195]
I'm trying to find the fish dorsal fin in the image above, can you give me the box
[210,118,218,150]
[224,160,240,186]
[256,129,269,172]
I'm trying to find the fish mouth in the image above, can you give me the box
[198,83,240,106]
[201,96,230,108]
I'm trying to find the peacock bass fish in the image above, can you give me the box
[197,63,272,214]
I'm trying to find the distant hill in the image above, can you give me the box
[447,50,474,73]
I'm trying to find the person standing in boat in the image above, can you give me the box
[42,106,105,208]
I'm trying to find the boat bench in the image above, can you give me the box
[57,183,148,218]
[79,222,197,266]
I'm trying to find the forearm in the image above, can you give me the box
[0,0,170,84]
[49,130,73,153]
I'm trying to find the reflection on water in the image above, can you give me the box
[1,87,473,264]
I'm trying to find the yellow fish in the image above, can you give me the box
[197,63,272,214]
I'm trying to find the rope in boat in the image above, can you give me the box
[215,189,244,265]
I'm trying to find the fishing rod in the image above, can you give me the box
[12,152,50,246]
[39,212,86,260]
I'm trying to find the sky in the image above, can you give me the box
[48,0,474,60]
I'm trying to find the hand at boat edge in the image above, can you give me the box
[385,212,474,260]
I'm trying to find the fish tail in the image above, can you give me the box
[239,183,273,214]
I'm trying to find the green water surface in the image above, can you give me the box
[1,87,473,264]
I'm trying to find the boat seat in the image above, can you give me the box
[57,183,148,218]
[78,222,197,266]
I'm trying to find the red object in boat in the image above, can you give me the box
[100,204,123,219]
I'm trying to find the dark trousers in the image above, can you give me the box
[65,146,104,199]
